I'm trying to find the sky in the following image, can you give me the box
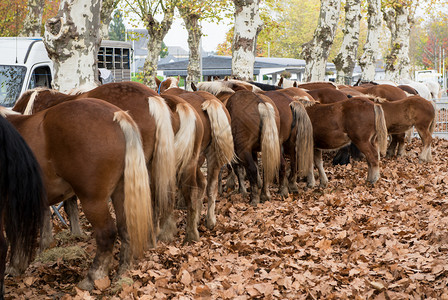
[163,18,232,52]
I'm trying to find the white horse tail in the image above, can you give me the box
[374,104,388,156]
[290,101,314,176]
[201,99,235,166]
[258,102,281,184]
[147,96,177,226]
[113,111,154,257]
[174,102,198,175]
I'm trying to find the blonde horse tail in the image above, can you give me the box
[175,102,197,175]
[290,101,314,176]
[147,96,176,229]
[374,104,388,156]
[429,100,438,135]
[113,111,153,257]
[201,99,235,166]
[258,102,281,184]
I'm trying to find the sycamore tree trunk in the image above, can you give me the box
[181,13,202,91]
[302,0,341,82]
[20,0,45,37]
[333,0,361,85]
[142,8,174,89]
[359,0,382,81]
[231,0,263,80]
[44,0,102,92]
[100,0,119,39]
[384,5,411,82]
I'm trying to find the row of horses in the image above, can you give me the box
[0,77,437,296]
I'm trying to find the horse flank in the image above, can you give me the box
[113,111,154,256]
[174,102,197,175]
[201,99,235,166]
[374,105,388,156]
[147,96,177,223]
[258,102,281,184]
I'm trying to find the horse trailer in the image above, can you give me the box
[0,37,132,107]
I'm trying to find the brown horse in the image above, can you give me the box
[157,93,206,242]
[14,82,177,241]
[225,90,281,204]
[2,99,154,290]
[262,90,314,196]
[352,84,407,101]
[305,97,388,187]
[372,95,436,161]
[306,87,349,104]
[0,114,47,298]
[296,81,338,90]
[158,82,234,232]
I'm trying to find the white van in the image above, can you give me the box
[0,37,132,107]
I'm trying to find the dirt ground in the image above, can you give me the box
[5,138,448,299]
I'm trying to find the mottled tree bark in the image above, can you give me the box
[179,11,201,91]
[384,5,411,82]
[302,0,341,82]
[333,0,361,85]
[43,0,102,92]
[231,0,263,80]
[142,7,174,89]
[359,0,382,81]
[100,0,120,39]
[20,0,45,37]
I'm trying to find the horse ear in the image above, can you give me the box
[278,77,283,87]
[293,81,297,88]
[191,82,197,91]
[155,77,161,87]
[224,76,229,81]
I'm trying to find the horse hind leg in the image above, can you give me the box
[239,151,260,205]
[278,154,289,198]
[77,197,117,291]
[416,127,433,162]
[205,153,221,230]
[64,196,83,236]
[179,163,202,243]
[313,149,328,188]
[355,141,380,185]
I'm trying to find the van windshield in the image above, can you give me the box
[0,65,27,107]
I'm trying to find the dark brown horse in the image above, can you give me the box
[296,81,338,90]
[352,84,407,101]
[262,90,314,196]
[305,98,388,187]
[14,82,177,241]
[158,82,234,232]
[2,99,154,290]
[226,90,281,204]
[0,114,46,298]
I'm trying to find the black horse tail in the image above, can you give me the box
[0,115,47,272]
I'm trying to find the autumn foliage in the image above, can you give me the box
[3,137,448,298]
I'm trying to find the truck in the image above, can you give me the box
[0,37,132,107]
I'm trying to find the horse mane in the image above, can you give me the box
[226,80,263,93]
[197,82,235,95]
[67,82,99,95]
[249,81,283,91]
[364,94,388,103]
[293,96,317,107]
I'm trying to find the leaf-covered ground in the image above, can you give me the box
[5,138,448,299]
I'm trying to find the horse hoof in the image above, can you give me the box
[260,194,271,203]
[184,232,200,244]
[279,187,289,198]
[250,196,260,206]
[78,278,95,291]
[206,217,216,230]
[5,266,21,277]
[288,183,299,194]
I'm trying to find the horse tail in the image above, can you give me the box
[201,99,235,166]
[0,115,46,271]
[374,104,388,156]
[429,100,438,135]
[258,102,281,183]
[174,102,197,175]
[147,96,176,230]
[290,101,314,176]
[113,111,154,257]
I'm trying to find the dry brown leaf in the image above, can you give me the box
[94,276,111,291]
